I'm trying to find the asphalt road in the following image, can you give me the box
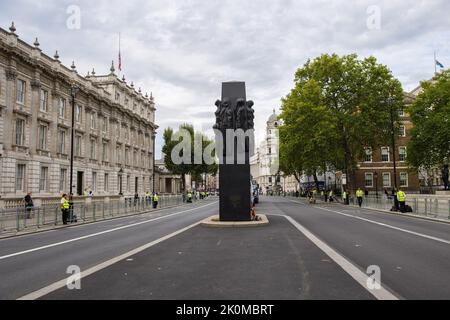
[1,196,450,300]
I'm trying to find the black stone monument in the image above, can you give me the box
[214,82,255,221]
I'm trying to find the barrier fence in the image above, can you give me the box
[284,193,450,220]
[0,195,188,235]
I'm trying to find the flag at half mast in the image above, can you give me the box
[118,33,122,72]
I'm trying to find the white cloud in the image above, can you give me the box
[1,0,449,156]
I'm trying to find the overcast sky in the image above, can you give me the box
[1,0,448,158]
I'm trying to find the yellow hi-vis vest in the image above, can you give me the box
[397,191,406,202]
[356,190,364,198]
[343,192,347,199]
[61,198,70,209]
[153,195,159,202]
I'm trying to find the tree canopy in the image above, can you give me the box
[279,53,404,190]
[407,70,450,170]
[162,124,218,191]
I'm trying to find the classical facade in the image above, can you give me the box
[154,159,182,194]
[250,110,299,194]
[0,23,157,205]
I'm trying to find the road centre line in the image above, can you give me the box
[289,200,450,245]
[0,202,217,261]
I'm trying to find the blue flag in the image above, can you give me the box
[436,60,444,68]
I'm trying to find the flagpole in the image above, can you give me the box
[118,32,121,78]
[434,51,437,75]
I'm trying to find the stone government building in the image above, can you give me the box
[0,23,158,207]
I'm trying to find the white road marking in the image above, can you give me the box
[0,202,217,261]
[289,200,450,245]
[18,220,202,300]
[281,214,399,300]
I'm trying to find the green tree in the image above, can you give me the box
[407,70,450,171]
[162,124,217,192]
[280,54,404,191]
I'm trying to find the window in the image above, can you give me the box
[400,172,408,187]
[127,175,130,192]
[365,173,374,188]
[38,125,47,150]
[133,151,137,166]
[39,167,48,192]
[16,79,25,104]
[115,92,120,101]
[75,135,82,156]
[92,172,97,192]
[268,147,272,154]
[16,164,26,191]
[399,147,407,162]
[125,148,130,165]
[90,139,97,159]
[60,169,67,192]
[58,129,66,154]
[90,112,96,129]
[268,177,272,183]
[398,108,405,117]
[381,147,390,162]
[58,98,66,118]
[364,148,373,162]
[15,118,25,146]
[399,125,406,137]
[382,173,391,188]
[102,142,108,161]
[102,117,108,132]
[104,173,109,192]
[40,89,48,112]
[75,105,82,123]
[116,146,121,163]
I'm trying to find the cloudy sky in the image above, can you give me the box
[1,0,448,157]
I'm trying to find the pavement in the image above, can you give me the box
[1,196,450,300]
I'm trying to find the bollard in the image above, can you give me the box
[424,198,428,216]
[414,198,418,214]
[16,208,20,232]
[37,207,40,228]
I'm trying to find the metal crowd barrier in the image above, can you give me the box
[0,194,188,235]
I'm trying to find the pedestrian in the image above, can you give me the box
[152,193,159,209]
[329,190,334,202]
[145,191,151,206]
[24,192,34,219]
[356,188,364,208]
[61,193,70,225]
[342,190,347,205]
[392,188,399,211]
[397,189,406,213]
[134,193,140,206]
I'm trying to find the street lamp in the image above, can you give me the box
[374,171,379,199]
[388,96,398,190]
[152,132,156,194]
[69,84,79,220]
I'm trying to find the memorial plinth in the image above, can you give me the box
[214,82,255,222]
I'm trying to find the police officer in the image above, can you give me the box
[61,193,70,225]
[356,188,364,208]
[397,189,406,213]
[329,190,334,202]
[152,193,159,209]
[187,191,193,203]
[342,190,348,205]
